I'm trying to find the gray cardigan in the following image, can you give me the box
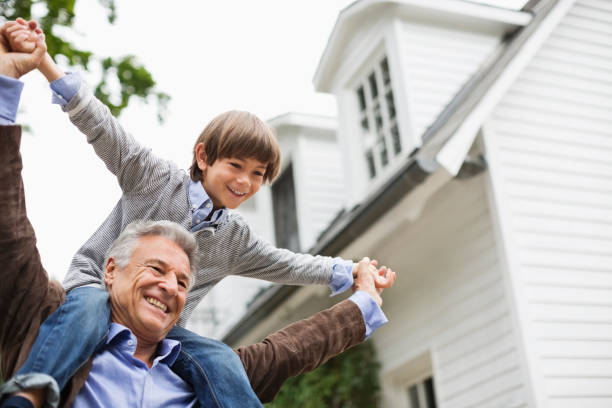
[61,83,338,326]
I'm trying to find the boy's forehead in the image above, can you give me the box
[228,156,268,168]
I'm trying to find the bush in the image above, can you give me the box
[266,341,381,408]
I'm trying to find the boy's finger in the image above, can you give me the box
[16,18,28,26]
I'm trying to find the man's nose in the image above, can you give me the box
[160,275,178,295]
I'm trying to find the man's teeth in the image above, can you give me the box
[229,186,246,196]
[146,297,167,312]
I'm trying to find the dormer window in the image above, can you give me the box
[356,56,401,179]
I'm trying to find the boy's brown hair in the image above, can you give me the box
[189,110,280,183]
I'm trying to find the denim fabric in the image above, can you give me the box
[16,287,110,391]
[169,326,263,408]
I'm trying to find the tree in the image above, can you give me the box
[0,0,169,122]
[265,341,382,408]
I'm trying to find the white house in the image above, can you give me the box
[220,0,612,407]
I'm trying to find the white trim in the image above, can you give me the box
[481,124,544,408]
[435,0,579,176]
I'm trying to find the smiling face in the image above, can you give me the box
[104,235,191,345]
[196,144,266,210]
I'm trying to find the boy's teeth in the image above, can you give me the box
[229,186,246,195]
[146,297,167,312]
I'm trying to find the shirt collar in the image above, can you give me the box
[107,323,182,366]
[188,179,212,212]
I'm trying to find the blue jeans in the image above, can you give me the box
[17,287,262,407]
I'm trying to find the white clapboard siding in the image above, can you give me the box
[485,0,612,405]
[295,136,346,251]
[373,175,527,408]
[399,20,501,137]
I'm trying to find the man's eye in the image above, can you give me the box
[150,266,162,273]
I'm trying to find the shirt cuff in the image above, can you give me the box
[328,258,354,296]
[0,74,24,124]
[349,291,388,339]
[50,71,81,106]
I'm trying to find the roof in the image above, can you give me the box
[222,0,567,345]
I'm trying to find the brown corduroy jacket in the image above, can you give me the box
[0,125,366,406]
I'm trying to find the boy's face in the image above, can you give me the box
[197,147,266,209]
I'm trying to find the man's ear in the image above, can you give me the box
[195,143,208,172]
[104,258,118,287]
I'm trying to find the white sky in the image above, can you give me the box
[17,0,353,283]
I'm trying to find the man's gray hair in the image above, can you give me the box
[105,220,197,287]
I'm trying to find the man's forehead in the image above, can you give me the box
[134,235,190,272]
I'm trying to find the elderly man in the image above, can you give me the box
[0,27,395,408]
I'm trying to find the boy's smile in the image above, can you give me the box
[197,152,266,210]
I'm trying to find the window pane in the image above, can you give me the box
[374,104,383,131]
[378,137,389,167]
[386,90,396,119]
[408,385,420,408]
[381,57,390,85]
[272,164,300,252]
[391,124,401,155]
[369,72,378,98]
[357,86,366,111]
[366,150,376,179]
[361,116,369,131]
[424,378,437,408]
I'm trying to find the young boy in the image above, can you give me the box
[2,19,392,407]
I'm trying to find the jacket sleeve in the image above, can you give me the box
[230,217,339,286]
[61,81,172,195]
[234,299,365,403]
[0,126,65,379]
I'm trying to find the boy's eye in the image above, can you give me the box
[230,162,241,169]
[179,280,188,289]
[254,171,264,177]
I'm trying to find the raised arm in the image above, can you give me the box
[5,19,172,195]
[0,27,65,407]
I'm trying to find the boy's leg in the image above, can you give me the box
[168,326,263,408]
[15,286,111,391]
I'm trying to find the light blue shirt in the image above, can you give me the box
[0,74,23,124]
[48,73,386,337]
[72,323,196,408]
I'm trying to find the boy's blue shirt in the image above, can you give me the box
[48,72,385,336]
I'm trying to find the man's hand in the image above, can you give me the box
[352,257,397,307]
[0,21,46,78]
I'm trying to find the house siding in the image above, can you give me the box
[399,20,501,138]
[485,0,612,406]
[373,175,527,408]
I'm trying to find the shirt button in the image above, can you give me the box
[128,340,134,346]
[206,203,211,208]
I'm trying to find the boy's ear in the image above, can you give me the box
[195,143,208,172]
[104,258,117,287]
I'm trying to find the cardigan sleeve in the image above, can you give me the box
[60,80,172,195]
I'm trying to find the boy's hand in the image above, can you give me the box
[352,259,396,289]
[352,257,397,306]
[3,18,41,54]
[0,21,46,79]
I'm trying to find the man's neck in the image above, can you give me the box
[134,341,158,368]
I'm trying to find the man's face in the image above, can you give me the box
[105,235,191,344]
[197,148,266,210]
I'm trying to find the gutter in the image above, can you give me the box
[222,0,560,346]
